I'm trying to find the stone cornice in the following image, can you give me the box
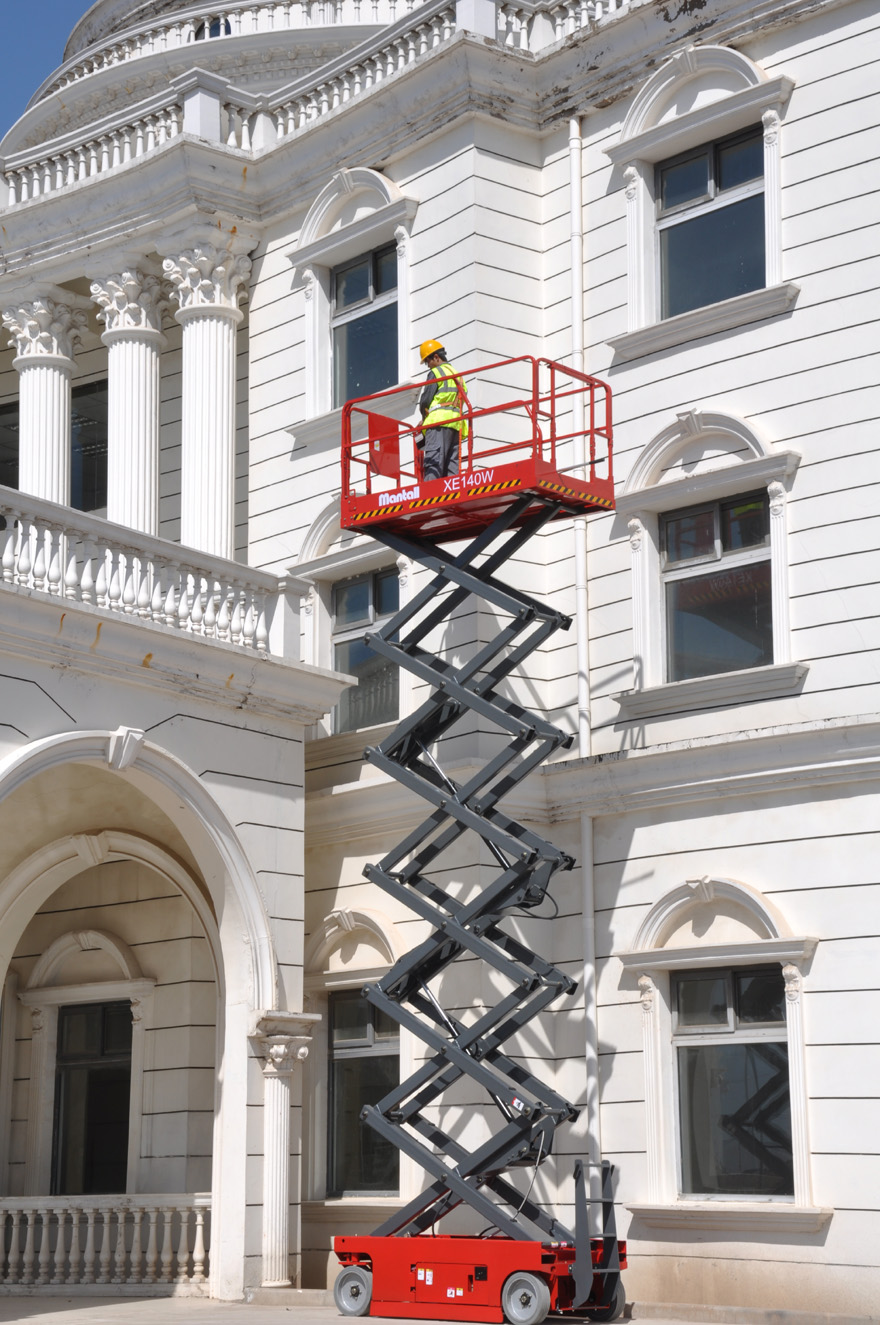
[543,715,880,820]
[0,582,348,728]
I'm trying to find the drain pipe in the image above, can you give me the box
[569,113,602,1206]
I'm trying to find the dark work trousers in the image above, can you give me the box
[422,426,460,481]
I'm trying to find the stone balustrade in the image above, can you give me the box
[0,1195,210,1291]
[0,487,302,660]
[0,0,633,207]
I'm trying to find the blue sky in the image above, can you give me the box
[1,2,89,139]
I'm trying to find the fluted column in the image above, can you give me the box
[2,299,86,503]
[163,245,251,559]
[260,1037,309,1288]
[90,271,167,534]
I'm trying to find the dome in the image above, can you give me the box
[65,1,195,60]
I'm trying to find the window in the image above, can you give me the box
[332,567,399,733]
[194,17,231,37]
[657,128,764,320]
[52,1001,133,1195]
[327,990,399,1196]
[331,245,398,409]
[0,380,108,513]
[661,491,772,682]
[673,966,792,1198]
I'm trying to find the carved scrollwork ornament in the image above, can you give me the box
[628,516,643,553]
[638,973,655,1014]
[623,165,639,202]
[90,270,169,335]
[163,245,252,313]
[762,108,780,147]
[782,962,801,1003]
[768,480,786,519]
[2,298,87,361]
[262,1037,310,1075]
[394,225,408,259]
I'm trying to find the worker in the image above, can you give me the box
[418,339,469,481]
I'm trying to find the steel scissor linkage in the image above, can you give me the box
[357,499,596,1247]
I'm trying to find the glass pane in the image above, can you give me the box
[375,568,400,617]
[71,380,108,514]
[718,131,763,192]
[722,494,768,552]
[678,1041,793,1196]
[58,1005,102,1060]
[331,992,370,1044]
[335,638,399,732]
[375,246,398,296]
[335,257,370,311]
[329,1054,400,1194]
[666,559,773,682]
[676,975,728,1027]
[664,508,715,563]
[661,192,765,319]
[103,1003,133,1056]
[0,402,19,490]
[334,578,371,629]
[736,968,786,1024]
[374,1006,400,1041]
[333,301,398,407]
[659,152,710,212]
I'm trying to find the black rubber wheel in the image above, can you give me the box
[334,1265,373,1317]
[501,1270,551,1325]
[584,1279,626,1323]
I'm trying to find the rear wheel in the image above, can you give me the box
[501,1270,551,1325]
[334,1265,373,1317]
[584,1279,626,1322]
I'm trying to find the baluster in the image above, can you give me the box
[36,1207,51,1284]
[230,586,244,644]
[21,1209,36,1284]
[164,563,179,626]
[107,549,123,612]
[97,1209,113,1284]
[94,544,109,607]
[6,174,17,208]
[122,550,138,614]
[203,578,218,638]
[67,1207,82,1284]
[81,1208,97,1285]
[240,113,252,151]
[19,170,30,204]
[64,531,81,600]
[191,1206,207,1285]
[65,151,76,186]
[159,1206,174,1282]
[130,1208,144,1283]
[100,137,111,172]
[174,1206,190,1282]
[255,592,269,651]
[150,561,166,623]
[16,517,33,587]
[242,595,256,649]
[112,1208,127,1283]
[54,156,65,190]
[88,141,99,176]
[30,164,41,199]
[143,1206,159,1284]
[134,121,146,157]
[190,574,205,634]
[146,118,157,151]
[217,583,232,641]
[137,557,153,618]
[7,1209,22,1284]
[51,1208,67,1284]
[1,513,18,582]
[111,132,122,168]
[177,572,191,632]
[47,525,63,596]
[32,525,48,592]
[122,127,133,163]
[77,146,88,181]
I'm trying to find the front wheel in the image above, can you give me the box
[584,1279,625,1323]
[502,1270,551,1325]
[334,1265,373,1317]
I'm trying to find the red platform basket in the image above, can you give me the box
[340,356,614,541]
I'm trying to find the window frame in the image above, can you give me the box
[331,566,401,735]
[659,490,773,686]
[655,126,765,322]
[326,989,400,1199]
[605,53,797,361]
[670,965,792,1201]
[330,244,399,411]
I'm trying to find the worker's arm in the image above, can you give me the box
[419,375,437,420]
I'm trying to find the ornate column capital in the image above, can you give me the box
[163,245,251,320]
[90,270,168,340]
[2,298,86,364]
[260,1035,310,1078]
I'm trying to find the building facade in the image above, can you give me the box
[0,0,877,1313]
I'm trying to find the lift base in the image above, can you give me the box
[334,1234,627,1322]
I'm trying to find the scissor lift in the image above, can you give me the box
[332,357,624,1324]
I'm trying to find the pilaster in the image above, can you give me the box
[2,299,86,504]
[90,271,167,534]
[259,1034,310,1287]
[163,244,251,559]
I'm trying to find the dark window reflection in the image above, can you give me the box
[328,991,399,1196]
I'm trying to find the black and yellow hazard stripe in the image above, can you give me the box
[465,479,521,497]
[538,479,614,509]
[351,503,405,521]
[409,492,460,509]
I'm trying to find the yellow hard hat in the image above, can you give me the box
[420,339,445,362]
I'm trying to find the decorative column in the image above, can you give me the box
[260,1036,309,1287]
[782,962,812,1205]
[90,271,167,534]
[163,245,251,559]
[2,299,87,503]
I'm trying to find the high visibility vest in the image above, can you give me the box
[423,361,469,438]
